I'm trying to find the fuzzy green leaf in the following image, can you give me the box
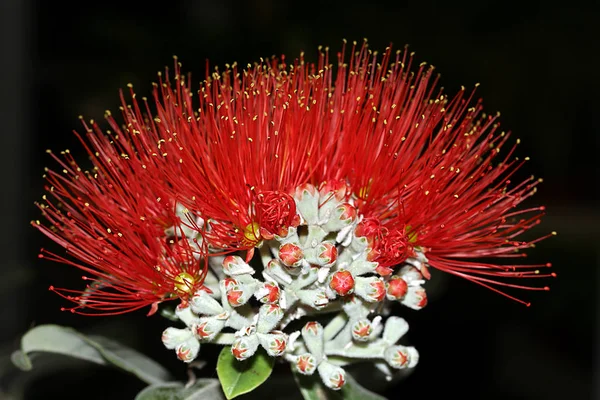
[216,346,275,399]
[11,324,171,384]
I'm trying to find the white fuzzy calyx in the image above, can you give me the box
[161,183,429,389]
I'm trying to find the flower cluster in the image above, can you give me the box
[162,185,425,388]
[33,40,555,389]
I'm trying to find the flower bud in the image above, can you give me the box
[225,282,254,307]
[353,218,380,249]
[316,242,338,267]
[257,303,284,333]
[255,190,300,239]
[278,243,304,268]
[317,362,346,390]
[190,290,225,315]
[349,234,369,253]
[223,255,256,276]
[274,225,299,244]
[175,338,200,363]
[318,179,348,202]
[294,183,319,225]
[231,335,260,361]
[402,286,428,310]
[222,277,238,290]
[405,253,431,279]
[322,203,357,232]
[301,321,324,361]
[384,345,419,369]
[161,327,192,350]
[351,318,373,342]
[386,276,408,300]
[355,276,386,302]
[257,331,288,357]
[375,264,394,276]
[293,353,318,375]
[254,281,280,304]
[264,259,293,285]
[192,315,227,341]
[329,270,355,296]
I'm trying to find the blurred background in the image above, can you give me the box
[0,0,598,399]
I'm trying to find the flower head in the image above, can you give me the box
[34,39,554,319]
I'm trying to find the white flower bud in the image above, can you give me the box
[294,184,320,225]
[317,361,346,390]
[192,315,228,341]
[292,353,317,375]
[351,318,373,342]
[231,335,260,361]
[301,321,324,361]
[354,276,386,303]
[161,327,192,350]
[401,286,428,310]
[264,259,293,285]
[257,304,284,333]
[257,331,288,357]
[222,255,256,276]
[384,345,419,369]
[190,290,224,315]
[175,338,200,363]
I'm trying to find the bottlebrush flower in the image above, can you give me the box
[33,109,209,315]
[34,39,554,319]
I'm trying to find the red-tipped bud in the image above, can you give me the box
[319,179,349,202]
[329,270,355,296]
[317,242,338,267]
[279,243,304,267]
[386,276,408,300]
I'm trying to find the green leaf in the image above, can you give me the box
[135,379,224,400]
[11,324,172,384]
[292,368,386,400]
[216,346,275,399]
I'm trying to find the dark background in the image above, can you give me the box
[1,0,598,399]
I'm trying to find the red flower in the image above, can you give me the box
[323,42,555,304]
[35,40,554,315]
[34,101,208,315]
[255,191,300,239]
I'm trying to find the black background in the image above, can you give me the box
[0,0,598,399]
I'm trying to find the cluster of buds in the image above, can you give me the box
[162,182,428,389]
